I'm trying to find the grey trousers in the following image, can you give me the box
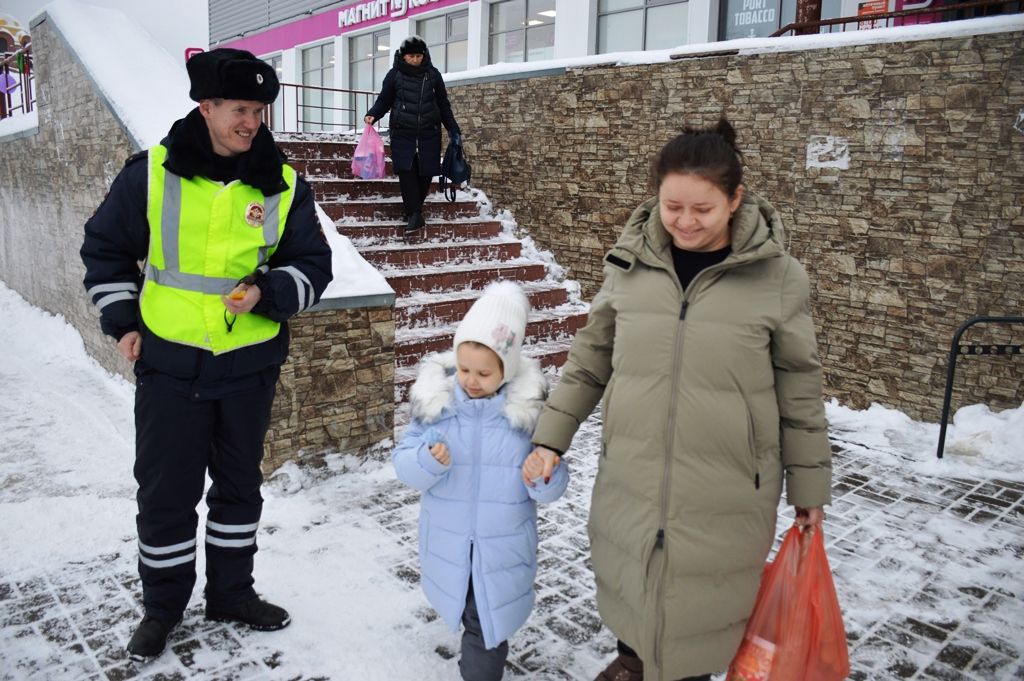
[459,579,508,681]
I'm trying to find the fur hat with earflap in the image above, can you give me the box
[186,48,280,103]
[399,35,428,56]
[452,281,530,386]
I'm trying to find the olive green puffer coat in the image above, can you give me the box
[532,191,832,680]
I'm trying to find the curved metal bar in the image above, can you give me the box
[936,316,1024,459]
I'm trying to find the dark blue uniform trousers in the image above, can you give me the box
[133,372,276,623]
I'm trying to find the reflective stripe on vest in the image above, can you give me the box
[140,144,296,355]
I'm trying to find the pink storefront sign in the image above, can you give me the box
[895,0,940,25]
[221,0,472,57]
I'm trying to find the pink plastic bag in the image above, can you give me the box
[351,124,386,179]
[727,526,849,681]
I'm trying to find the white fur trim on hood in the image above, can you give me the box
[409,351,548,432]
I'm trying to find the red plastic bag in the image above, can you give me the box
[727,526,849,681]
[351,124,386,179]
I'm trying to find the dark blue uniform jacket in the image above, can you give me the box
[80,107,333,396]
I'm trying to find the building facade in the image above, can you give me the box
[210,0,873,130]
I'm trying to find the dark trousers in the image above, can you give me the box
[396,153,433,216]
[133,373,276,622]
[460,578,508,681]
[618,640,712,681]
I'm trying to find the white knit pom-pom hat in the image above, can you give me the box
[452,281,531,385]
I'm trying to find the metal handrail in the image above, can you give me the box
[266,81,380,134]
[772,0,1021,36]
[935,316,1023,459]
[1,42,34,120]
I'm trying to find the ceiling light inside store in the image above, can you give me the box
[527,19,544,25]
[538,10,556,17]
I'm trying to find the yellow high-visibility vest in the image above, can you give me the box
[140,144,296,354]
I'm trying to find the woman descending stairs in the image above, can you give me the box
[277,135,590,404]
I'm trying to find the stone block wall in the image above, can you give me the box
[265,306,395,473]
[0,17,136,377]
[0,16,395,471]
[448,29,1024,421]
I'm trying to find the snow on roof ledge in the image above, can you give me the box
[443,15,1024,86]
[41,0,194,149]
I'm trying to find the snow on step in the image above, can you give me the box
[396,281,570,326]
[341,220,503,246]
[394,303,589,367]
[359,239,523,268]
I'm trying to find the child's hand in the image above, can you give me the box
[431,442,450,466]
[523,449,559,485]
[423,427,445,447]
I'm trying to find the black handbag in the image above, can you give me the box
[439,133,471,202]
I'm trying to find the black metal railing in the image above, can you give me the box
[0,42,34,121]
[935,316,1023,459]
[265,82,380,134]
[772,0,1021,36]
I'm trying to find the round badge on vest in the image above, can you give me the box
[245,202,265,227]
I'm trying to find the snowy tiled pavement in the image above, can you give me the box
[2,405,1023,680]
[2,282,1022,680]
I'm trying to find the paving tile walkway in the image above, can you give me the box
[2,405,1022,680]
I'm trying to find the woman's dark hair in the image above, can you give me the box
[651,118,744,198]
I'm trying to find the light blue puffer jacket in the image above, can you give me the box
[393,351,569,649]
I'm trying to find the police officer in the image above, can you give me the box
[80,48,332,661]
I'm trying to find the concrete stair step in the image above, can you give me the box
[278,139,363,159]
[394,337,573,402]
[310,177,445,201]
[293,159,395,179]
[338,220,502,244]
[385,262,548,296]
[395,282,570,326]
[395,307,589,368]
[320,199,478,221]
[360,240,522,268]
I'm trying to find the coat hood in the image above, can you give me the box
[610,190,786,271]
[409,351,547,432]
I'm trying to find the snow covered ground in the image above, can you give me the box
[1,280,1022,680]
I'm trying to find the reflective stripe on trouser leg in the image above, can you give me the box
[204,379,277,608]
[134,374,216,621]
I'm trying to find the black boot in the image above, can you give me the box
[405,211,424,233]
[205,596,291,631]
[126,615,178,662]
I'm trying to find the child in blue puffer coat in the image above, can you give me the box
[393,281,569,681]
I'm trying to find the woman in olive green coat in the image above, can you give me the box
[526,120,832,681]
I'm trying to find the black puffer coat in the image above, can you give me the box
[366,47,460,176]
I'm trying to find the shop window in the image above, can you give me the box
[418,10,469,73]
[488,0,556,64]
[301,41,334,132]
[349,29,390,129]
[719,0,785,39]
[597,0,689,53]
